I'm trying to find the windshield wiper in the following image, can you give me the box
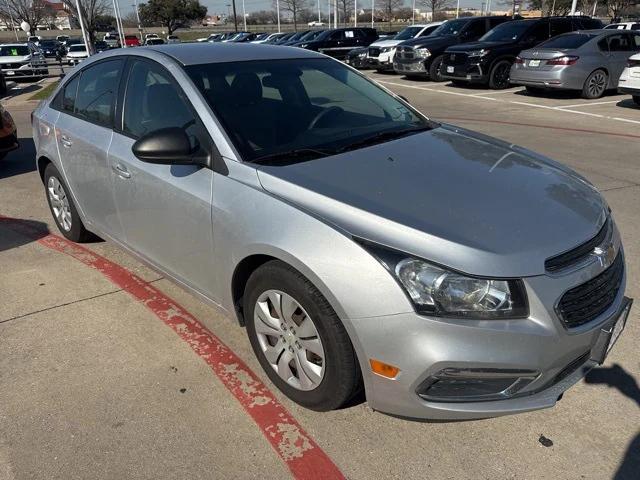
[337,125,433,154]
[250,147,335,166]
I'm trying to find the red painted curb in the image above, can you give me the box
[1,216,345,480]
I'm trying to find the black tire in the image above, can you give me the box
[428,55,445,82]
[489,60,513,90]
[525,86,544,95]
[244,260,362,411]
[632,95,640,106]
[43,163,92,242]
[582,69,608,99]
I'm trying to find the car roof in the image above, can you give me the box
[141,43,325,65]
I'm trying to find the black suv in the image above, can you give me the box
[393,16,512,80]
[441,16,604,89]
[299,28,378,60]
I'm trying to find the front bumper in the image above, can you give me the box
[1,66,46,78]
[440,60,488,84]
[349,258,630,420]
[393,58,428,76]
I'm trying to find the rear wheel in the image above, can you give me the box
[428,55,445,82]
[632,95,640,106]
[582,69,608,99]
[244,260,362,411]
[44,163,92,242]
[489,60,513,90]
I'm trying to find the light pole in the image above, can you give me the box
[371,0,374,28]
[276,0,280,32]
[74,0,91,54]
[231,0,238,32]
[113,0,126,47]
[456,0,460,18]
[132,0,142,41]
[412,0,415,25]
[318,0,321,23]
[242,0,246,30]
[354,0,357,26]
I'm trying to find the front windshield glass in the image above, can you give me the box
[394,26,422,40]
[431,19,469,36]
[0,46,30,56]
[480,21,534,42]
[69,45,87,52]
[186,58,431,163]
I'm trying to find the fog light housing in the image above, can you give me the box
[417,368,538,402]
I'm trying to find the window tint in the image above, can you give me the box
[462,20,487,40]
[123,60,196,139]
[328,30,343,40]
[74,60,122,126]
[527,22,550,43]
[550,19,572,37]
[419,25,438,36]
[61,74,80,113]
[608,34,631,51]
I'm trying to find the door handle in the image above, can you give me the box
[112,164,131,179]
[60,135,72,148]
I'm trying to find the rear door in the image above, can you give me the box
[52,59,124,238]
[108,58,216,296]
[607,33,634,80]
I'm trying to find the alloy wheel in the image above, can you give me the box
[493,62,511,89]
[253,290,325,391]
[47,176,72,231]
[587,71,607,98]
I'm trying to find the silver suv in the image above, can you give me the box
[32,44,632,420]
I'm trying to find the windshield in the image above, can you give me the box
[538,33,597,49]
[431,19,469,36]
[480,21,534,42]
[395,26,423,40]
[186,58,431,163]
[69,45,87,52]
[0,46,30,56]
[299,30,324,41]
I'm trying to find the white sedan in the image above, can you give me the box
[618,53,640,106]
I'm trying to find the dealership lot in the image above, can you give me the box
[1,73,639,480]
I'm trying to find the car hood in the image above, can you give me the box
[256,125,607,277]
[370,39,402,48]
[0,55,29,63]
[447,41,514,52]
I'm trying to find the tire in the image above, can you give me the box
[428,55,445,82]
[489,60,513,90]
[632,95,640,106]
[43,163,92,242]
[582,69,608,99]
[244,260,362,411]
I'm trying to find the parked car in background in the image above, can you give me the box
[94,41,110,53]
[258,32,289,44]
[269,32,297,44]
[442,16,604,89]
[368,22,443,72]
[227,32,263,42]
[66,44,88,65]
[394,16,511,80]
[605,22,640,30]
[290,29,327,46]
[39,39,65,58]
[0,103,17,160]
[298,27,378,60]
[345,46,370,68]
[198,33,220,42]
[0,43,48,79]
[618,51,640,105]
[511,30,640,98]
[378,31,399,40]
[27,35,41,46]
[103,32,120,48]
[63,38,83,48]
[166,35,181,44]
[144,34,159,41]
[145,38,165,46]
[56,35,70,44]
[125,35,141,47]
[308,21,324,26]
[32,43,631,421]
[280,30,312,46]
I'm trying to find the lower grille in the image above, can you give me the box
[557,253,623,328]
[368,47,380,58]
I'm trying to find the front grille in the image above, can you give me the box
[446,52,468,65]
[368,47,381,58]
[1,63,20,69]
[396,47,414,60]
[557,253,623,328]
[545,218,610,272]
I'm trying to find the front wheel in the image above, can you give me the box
[489,60,513,90]
[428,55,445,82]
[582,69,608,99]
[244,260,362,411]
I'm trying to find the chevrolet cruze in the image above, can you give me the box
[32,43,632,420]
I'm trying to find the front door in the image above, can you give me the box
[109,58,216,296]
[53,59,124,238]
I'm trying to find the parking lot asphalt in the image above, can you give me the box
[1,76,639,480]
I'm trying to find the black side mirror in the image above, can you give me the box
[132,127,203,165]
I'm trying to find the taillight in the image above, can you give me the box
[547,56,579,66]
[514,56,524,64]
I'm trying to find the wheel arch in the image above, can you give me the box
[37,155,52,183]
[231,253,277,327]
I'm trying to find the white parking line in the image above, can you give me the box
[557,100,621,109]
[469,89,520,96]
[376,79,640,126]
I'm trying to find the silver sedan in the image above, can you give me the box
[511,29,640,98]
[32,43,631,420]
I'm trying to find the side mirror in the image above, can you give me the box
[132,127,203,165]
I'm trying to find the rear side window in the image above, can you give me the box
[58,75,80,113]
[527,22,551,43]
[462,20,487,40]
[74,59,123,127]
[607,34,632,52]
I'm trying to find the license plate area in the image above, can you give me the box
[447,66,454,73]
[529,59,541,67]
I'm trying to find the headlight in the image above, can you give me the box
[381,46,395,53]
[362,242,528,319]
[414,47,431,59]
[468,49,491,58]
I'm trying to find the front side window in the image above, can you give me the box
[431,19,469,36]
[186,58,431,163]
[74,60,123,126]
[462,20,487,40]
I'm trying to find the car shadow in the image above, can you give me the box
[0,217,49,253]
[585,363,640,479]
[512,88,622,100]
[0,137,36,180]
[616,98,640,110]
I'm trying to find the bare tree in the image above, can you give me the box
[337,0,353,26]
[606,0,632,20]
[378,0,403,24]
[273,0,308,30]
[0,0,56,32]
[61,0,113,46]
[421,0,453,19]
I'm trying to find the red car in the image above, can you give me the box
[124,35,140,47]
